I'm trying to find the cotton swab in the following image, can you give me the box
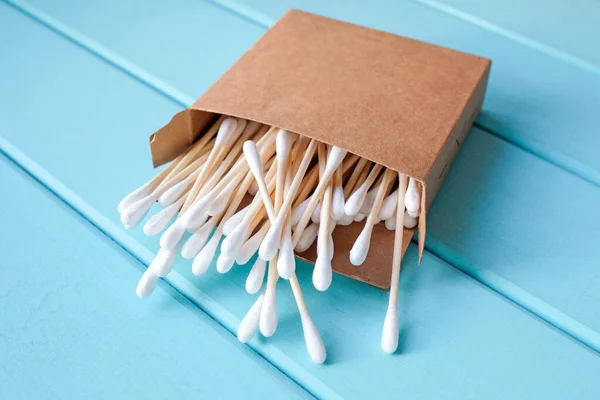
[237,293,265,343]
[222,206,248,236]
[261,144,346,261]
[405,177,421,218]
[151,247,179,277]
[344,163,383,217]
[295,223,319,252]
[331,164,345,221]
[289,275,327,364]
[313,145,334,291]
[237,223,269,265]
[246,258,267,294]
[136,268,159,298]
[276,170,295,280]
[180,218,217,259]
[256,139,320,261]
[378,188,398,221]
[180,117,240,214]
[349,169,394,266]
[382,173,408,354]
[404,213,418,229]
[143,197,184,236]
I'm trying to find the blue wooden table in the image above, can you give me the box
[1,1,599,398]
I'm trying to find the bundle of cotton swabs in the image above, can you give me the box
[118,116,422,363]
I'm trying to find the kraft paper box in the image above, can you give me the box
[148,9,491,289]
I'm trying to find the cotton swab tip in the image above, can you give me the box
[222,207,248,236]
[214,117,238,147]
[243,141,264,178]
[192,233,221,275]
[344,186,367,217]
[381,305,399,354]
[277,233,296,280]
[313,255,332,291]
[159,220,187,250]
[151,248,178,277]
[237,294,264,343]
[404,213,418,229]
[405,178,421,218]
[245,258,267,294]
[349,227,373,266]
[258,224,282,261]
[119,181,153,213]
[136,269,158,298]
[157,179,188,207]
[120,195,155,227]
[216,254,236,274]
[301,313,327,364]
[259,290,278,337]
[331,185,345,221]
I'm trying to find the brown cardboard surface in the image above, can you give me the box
[147,9,491,289]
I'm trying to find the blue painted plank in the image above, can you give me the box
[413,0,600,73]
[9,0,600,351]
[0,156,309,400]
[2,4,600,399]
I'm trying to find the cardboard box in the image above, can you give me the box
[149,9,491,289]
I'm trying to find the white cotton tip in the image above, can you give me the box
[338,213,354,226]
[360,186,379,214]
[276,129,293,165]
[222,207,248,236]
[405,178,421,218]
[291,199,310,227]
[123,224,135,230]
[143,198,182,236]
[385,217,396,231]
[378,190,398,221]
[246,258,267,294]
[313,254,332,291]
[381,304,399,354]
[258,224,282,261]
[243,141,265,182]
[259,287,278,337]
[248,181,258,196]
[120,195,155,227]
[159,219,187,250]
[214,117,238,148]
[295,223,319,252]
[300,313,326,364]
[344,186,367,217]
[181,195,211,229]
[236,228,267,265]
[208,185,235,216]
[181,222,213,259]
[277,227,295,280]
[151,248,178,277]
[354,213,367,222]
[221,223,248,254]
[237,294,264,343]
[404,213,418,229]
[192,232,221,275]
[324,147,348,176]
[331,185,345,221]
[157,178,189,207]
[311,202,321,223]
[136,269,158,298]
[349,226,374,266]
[216,253,236,274]
[185,212,209,233]
[119,181,154,213]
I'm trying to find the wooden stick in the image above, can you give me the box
[382,172,408,354]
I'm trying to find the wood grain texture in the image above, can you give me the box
[2,3,600,399]
[0,156,309,400]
